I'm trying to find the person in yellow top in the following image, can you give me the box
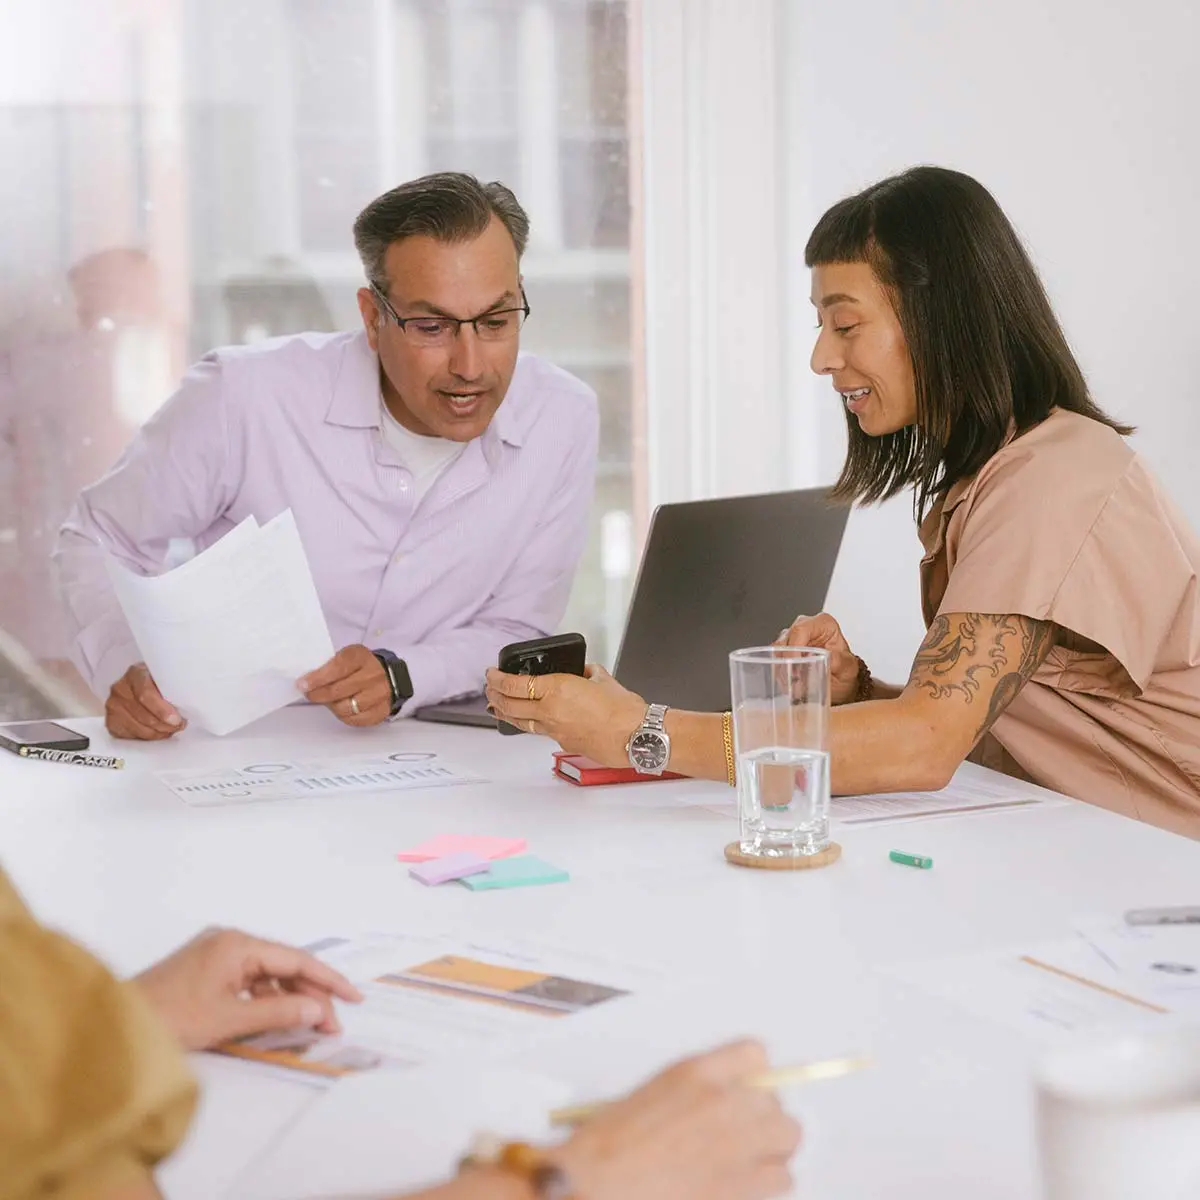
[0,867,800,1200]
[486,166,1200,840]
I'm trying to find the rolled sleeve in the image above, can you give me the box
[939,460,1189,694]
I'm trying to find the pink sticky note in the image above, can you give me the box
[397,835,527,864]
[409,852,492,886]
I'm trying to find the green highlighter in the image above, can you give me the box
[889,850,933,870]
[459,855,570,890]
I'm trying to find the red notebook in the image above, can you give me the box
[552,751,687,786]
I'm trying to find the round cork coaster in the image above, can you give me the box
[724,841,842,871]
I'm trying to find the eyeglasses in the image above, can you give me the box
[371,284,530,346]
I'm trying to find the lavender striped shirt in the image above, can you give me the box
[54,330,598,711]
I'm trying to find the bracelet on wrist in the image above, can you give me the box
[459,1137,576,1199]
[853,655,874,702]
[721,711,736,787]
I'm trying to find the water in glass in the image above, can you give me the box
[738,745,831,856]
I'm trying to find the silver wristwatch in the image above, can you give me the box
[626,703,671,775]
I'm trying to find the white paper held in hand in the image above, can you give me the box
[106,511,334,735]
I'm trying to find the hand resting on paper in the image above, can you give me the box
[300,643,393,727]
[549,1039,803,1200]
[418,1039,800,1200]
[134,927,363,1051]
[105,661,186,740]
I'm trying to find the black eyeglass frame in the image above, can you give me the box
[370,283,531,339]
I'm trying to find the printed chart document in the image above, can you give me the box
[233,1064,573,1199]
[214,931,637,1082]
[106,511,333,736]
[155,751,481,806]
[832,762,1066,828]
[889,930,1200,1044]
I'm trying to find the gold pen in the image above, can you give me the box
[549,1054,872,1128]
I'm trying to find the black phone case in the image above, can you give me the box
[0,726,90,754]
[496,633,587,735]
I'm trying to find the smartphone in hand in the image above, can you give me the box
[496,633,586,736]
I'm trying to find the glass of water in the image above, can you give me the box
[730,646,831,858]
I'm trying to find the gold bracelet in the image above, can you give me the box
[721,711,736,787]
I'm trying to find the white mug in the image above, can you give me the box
[1036,1028,1200,1200]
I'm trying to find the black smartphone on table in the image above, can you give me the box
[0,721,90,755]
[496,633,587,736]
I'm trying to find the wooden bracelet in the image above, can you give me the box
[722,711,736,787]
[853,656,874,702]
[460,1138,576,1199]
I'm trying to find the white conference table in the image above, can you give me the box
[3,705,1200,1199]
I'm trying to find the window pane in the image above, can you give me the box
[0,0,637,719]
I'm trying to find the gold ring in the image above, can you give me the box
[349,696,360,716]
[527,677,537,701]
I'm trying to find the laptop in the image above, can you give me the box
[415,487,848,725]
[413,692,495,728]
[611,488,848,712]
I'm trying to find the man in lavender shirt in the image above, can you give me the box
[54,173,598,739]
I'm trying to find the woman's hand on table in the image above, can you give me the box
[484,664,645,765]
[135,927,363,1051]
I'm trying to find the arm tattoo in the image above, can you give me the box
[907,612,1055,740]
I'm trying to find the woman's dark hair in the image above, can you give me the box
[805,165,1132,516]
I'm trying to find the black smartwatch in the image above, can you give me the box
[372,648,413,717]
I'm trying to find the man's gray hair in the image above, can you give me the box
[353,172,530,291]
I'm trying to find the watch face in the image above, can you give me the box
[629,730,668,772]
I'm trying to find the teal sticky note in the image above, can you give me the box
[459,855,569,890]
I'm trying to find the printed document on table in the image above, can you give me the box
[887,940,1168,1043]
[106,511,334,735]
[213,931,642,1084]
[1073,917,1200,999]
[155,750,482,806]
[832,762,1068,828]
[233,1064,573,1200]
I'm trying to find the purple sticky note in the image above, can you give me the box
[409,851,492,886]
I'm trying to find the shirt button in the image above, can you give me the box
[374,628,384,637]
[393,553,403,564]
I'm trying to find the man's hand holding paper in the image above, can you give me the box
[106,662,187,740]
[105,511,334,737]
[300,644,394,728]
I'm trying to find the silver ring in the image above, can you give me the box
[349,696,360,716]
[526,719,536,734]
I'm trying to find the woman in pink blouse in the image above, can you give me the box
[488,166,1200,840]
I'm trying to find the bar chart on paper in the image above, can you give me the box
[154,752,483,806]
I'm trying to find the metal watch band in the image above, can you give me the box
[643,702,668,732]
